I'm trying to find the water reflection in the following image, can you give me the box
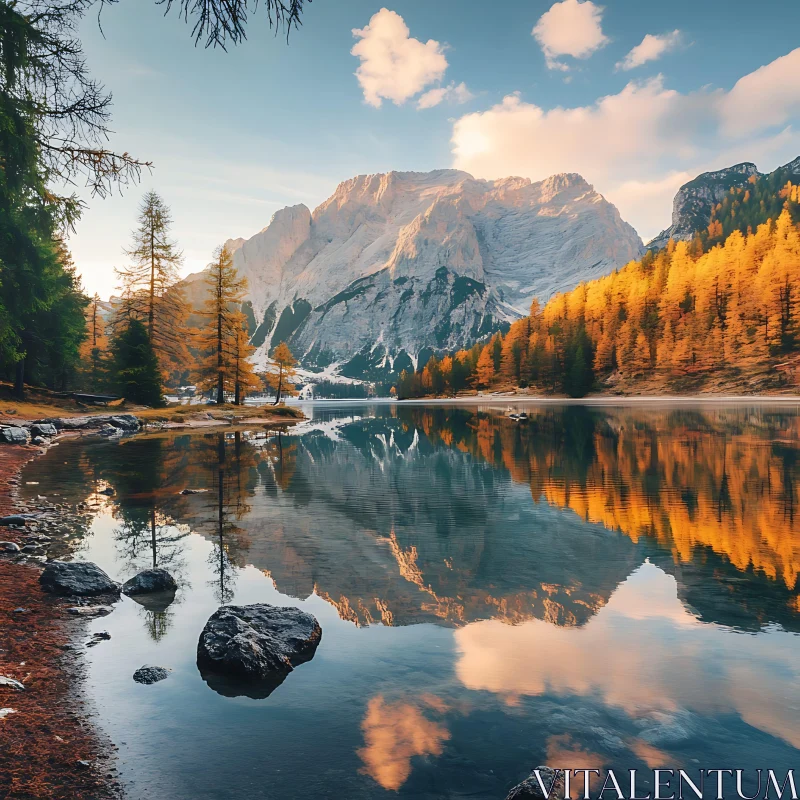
[17,403,800,799]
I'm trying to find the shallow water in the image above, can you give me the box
[20,403,800,799]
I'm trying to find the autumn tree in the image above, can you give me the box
[195,244,251,404]
[79,293,110,390]
[232,323,260,404]
[266,342,298,405]
[115,191,188,383]
[475,345,495,388]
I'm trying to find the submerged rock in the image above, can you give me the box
[133,665,170,685]
[66,605,114,617]
[39,561,120,597]
[506,767,565,799]
[122,568,177,596]
[0,542,21,553]
[197,603,321,687]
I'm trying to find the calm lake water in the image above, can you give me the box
[20,403,800,799]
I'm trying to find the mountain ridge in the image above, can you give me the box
[225,168,643,380]
[647,156,800,250]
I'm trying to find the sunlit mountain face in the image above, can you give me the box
[20,403,800,798]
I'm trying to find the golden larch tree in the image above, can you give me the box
[195,244,251,404]
[265,342,298,405]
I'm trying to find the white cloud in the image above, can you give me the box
[720,48,800,137]
[616,30,681,71]
[417,81,474,110]
[451,49,800,241]
[532,0,609,71]
[351,9,448,108]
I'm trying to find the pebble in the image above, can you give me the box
[0,676,25,691]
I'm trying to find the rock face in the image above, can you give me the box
[506,767,565,799]
[122,568,178,596]
[224,169,642,379]
[39,561,120,596]
[648,156,800,250]
[133,665,170,685]
[197,603,322,681]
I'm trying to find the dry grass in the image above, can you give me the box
[135,403,304,423]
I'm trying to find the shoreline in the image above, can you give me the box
[290,393,800,407]
[0,444,121,800]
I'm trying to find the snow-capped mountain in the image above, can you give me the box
[228,169,643,379]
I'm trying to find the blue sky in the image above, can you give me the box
[71,0,800,298]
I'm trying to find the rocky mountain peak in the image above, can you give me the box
[647,156,800,251]
[228,167,642,381]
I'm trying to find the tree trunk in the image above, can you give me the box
[216,304,224,405]
[14,358,25,400]
[148,225,156,341]
[272,365,282,405]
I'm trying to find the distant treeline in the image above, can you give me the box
[312,381,370,399]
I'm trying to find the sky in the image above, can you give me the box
[68,0,800,299]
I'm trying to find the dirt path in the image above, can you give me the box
[0,447,120,800]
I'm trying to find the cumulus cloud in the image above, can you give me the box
[532,0,609,71]
[351,8,448,107]
[616,30,682,71]
[417,81,474,110]
[451,48,800,241]
[720,47,800,137]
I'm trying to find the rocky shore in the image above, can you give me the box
[0,406,305,799]
[0,446,122,800]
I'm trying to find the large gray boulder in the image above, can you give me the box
[122,568,177,596]
[0,427,30,445]
[197,603,321,682]
[109,415,140,432]
[31,423,58,438]
[40,561,120,596]
[506,767,565,799]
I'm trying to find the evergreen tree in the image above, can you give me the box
[111,318,164,406]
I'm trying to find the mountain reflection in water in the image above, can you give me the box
[19,403,800,799]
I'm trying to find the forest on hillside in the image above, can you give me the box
[399,179,800,398]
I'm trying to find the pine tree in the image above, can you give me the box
[195,244,250,404]
[115,191,188,383]
[111,319,164,407]
[266,342,298,405]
